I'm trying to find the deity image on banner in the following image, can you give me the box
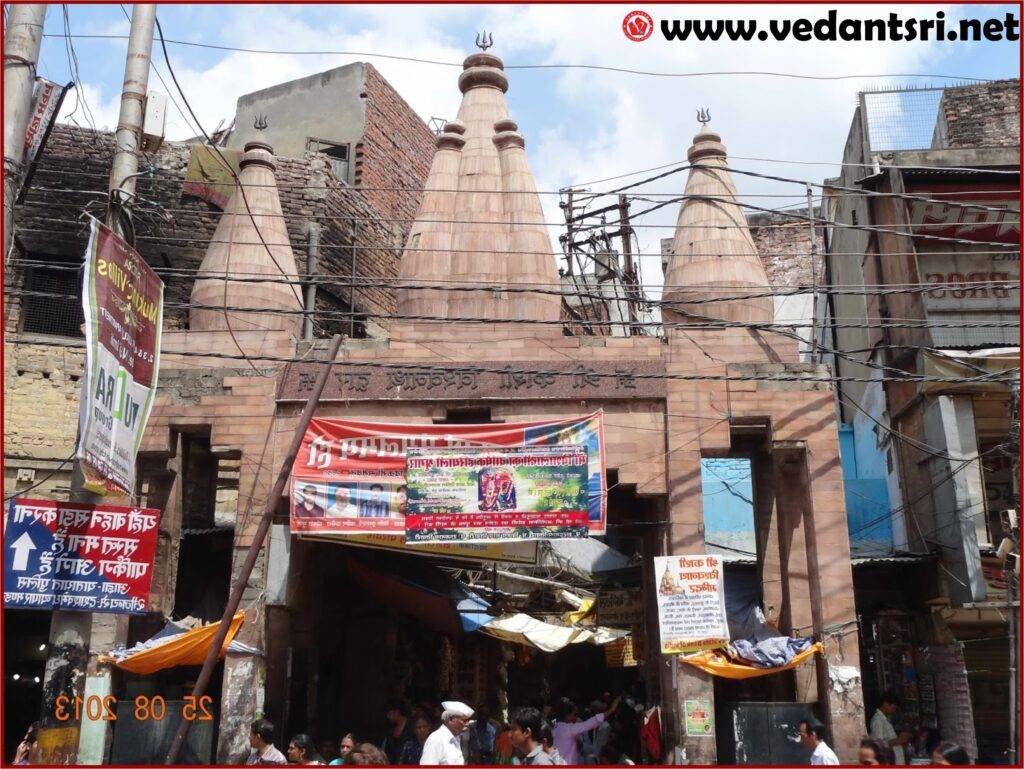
[477,468,517,512]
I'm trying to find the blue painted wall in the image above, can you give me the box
[839,423,893,556]
[701,458,756,558]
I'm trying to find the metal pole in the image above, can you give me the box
[107,3,155,238]
[563,188,575,276]
[3,4,46,259]
[35,9,152,760]
[164,334,344,764]
[618,194,639,335]
[349,219,357,338]
[303,222,320,341]
[806,184,819,363]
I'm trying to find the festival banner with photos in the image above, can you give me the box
[289,412,606,537]
[77,218,164,496]
[3,498,160,614]
[654,554,729,654]
[405,445,589,543]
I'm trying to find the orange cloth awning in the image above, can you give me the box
[98,612,245,675]
[679,641,823,679]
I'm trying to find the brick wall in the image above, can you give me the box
[9,118,433,336]
[2,342,85,465]
[355,64,436,240]
[936,79,1021,149]
[747,209,824,287]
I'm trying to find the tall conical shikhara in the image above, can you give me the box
[190,142,302,334]
[395,51,560,337]
[663,124,773,325]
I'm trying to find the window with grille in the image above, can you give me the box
[306,137,351,183]
[20,256,84,337]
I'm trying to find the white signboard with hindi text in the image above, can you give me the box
[653,554,729,654]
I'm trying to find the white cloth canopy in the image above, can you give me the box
[479,612,629,652]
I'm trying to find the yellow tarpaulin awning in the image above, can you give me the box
[679,641,823,679]
[98,612,245,675]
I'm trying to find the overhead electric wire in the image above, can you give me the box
[9,288,1022,339]
[39,31,996,82]
[9,258,1017,304]
[25,203,1021,231]
[6,337,1015,386]
[18,224,1020,258]
[26,167,1024,202]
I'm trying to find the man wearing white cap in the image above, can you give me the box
[420,701,473,765]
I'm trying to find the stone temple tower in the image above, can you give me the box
[190,141,303,334]
[393,49,561,341]
[663,123,773,327]
[662,120,866,761]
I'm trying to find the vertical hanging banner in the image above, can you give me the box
[3,498,160,614]
[17,78,71,202]
[405,445,589,543]
[77,218,164,496]
[290,412,605,537]
[653,554,729,654]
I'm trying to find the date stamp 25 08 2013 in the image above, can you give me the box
[54,694,214,722]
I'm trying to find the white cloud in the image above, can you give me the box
[57,82,121,133]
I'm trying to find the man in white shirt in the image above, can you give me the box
[870,691,909,764]
[325,484,358,518]
[799,719,839,765]
[421,701,473,765]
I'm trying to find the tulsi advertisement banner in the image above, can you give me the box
[290,412,605,539]
[405,445,589,543]
[654,554,729,654]
[77,218,164,496]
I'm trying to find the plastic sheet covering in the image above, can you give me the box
[480,612,629,652]
[922,348,1019,394]
[678,641,823,679]
[98,612,245,674]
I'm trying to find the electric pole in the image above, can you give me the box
[106,3,156,240]
[3,4,46,260]
[37,7,158,762]
[806,184,819,363]
[617,194,639,335]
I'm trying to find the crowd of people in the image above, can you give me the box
[796,689,973,767]
[245,693,641,766]
[7,689,980,766]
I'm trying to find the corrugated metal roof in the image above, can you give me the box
[851,553,934,566]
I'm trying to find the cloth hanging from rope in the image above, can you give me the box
[678,641,823,679]
[182,145,241,210]
[97,612,246,674]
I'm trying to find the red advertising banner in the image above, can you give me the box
[290,412,605,537]
[4,498,161,614]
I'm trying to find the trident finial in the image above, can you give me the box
[254,114,268,131]
[697,108,711,125]
[476,31,494,51]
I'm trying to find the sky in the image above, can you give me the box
[38,3,1021,288]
